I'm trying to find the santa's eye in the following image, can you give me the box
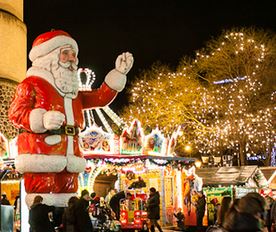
[62,50,69,55]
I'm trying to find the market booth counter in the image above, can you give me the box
[196,165,268,225]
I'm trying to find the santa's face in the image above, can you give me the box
[51,46,79,97]
[31,45,79,97]
[59,47,77,69]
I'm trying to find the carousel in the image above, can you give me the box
[76,68,202,227]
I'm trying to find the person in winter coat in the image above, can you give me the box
[147,187,163,232]
[194,191,206,232]
[28,195,55,232]
[62,196,79,232]
[109,190,127,220]
[74,190,93,232]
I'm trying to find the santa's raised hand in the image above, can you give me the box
[115,52,134,75]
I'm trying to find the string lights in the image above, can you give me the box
[122,29,275,165]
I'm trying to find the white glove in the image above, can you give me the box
[115,52,134,75]
[43,111,65,130]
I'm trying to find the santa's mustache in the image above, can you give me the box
[58,61,78,71]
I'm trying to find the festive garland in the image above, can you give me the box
[89,156,194,169]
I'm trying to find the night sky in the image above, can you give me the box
[24,0,276,110]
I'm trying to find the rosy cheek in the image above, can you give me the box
[59,55,68,63]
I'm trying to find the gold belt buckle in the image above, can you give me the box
[65,125,76,136]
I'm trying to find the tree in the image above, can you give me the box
[120,61,207,149]
[121,28,276,166]
[190,28,276,165]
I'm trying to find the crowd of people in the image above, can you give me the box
[170,190,276,232]
[205,192,276,232]
[28,190,97,232]
[27,186,165,232]
[25,187,276,232]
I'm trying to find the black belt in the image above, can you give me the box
[20,125,79,136]
[48,125,79,136]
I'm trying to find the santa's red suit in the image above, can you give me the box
[8,30,132,207]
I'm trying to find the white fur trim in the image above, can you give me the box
[29,35,78,62]
[104,69,127,92]
[64,97,75,161]
[27,67,64,95]
[67,136,74,156]
[26,193,77,208]
[44,135,62,145]
[15,154,66,173]
[29,108,47,133]
[26,67,78,99]
[66,155,86,173]
[64,97,74,125]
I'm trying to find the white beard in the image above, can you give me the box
[32,47,79,98]
[51,61,79,97]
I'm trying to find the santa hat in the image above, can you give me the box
[29,30,78,62]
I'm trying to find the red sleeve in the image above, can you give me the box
[80,82,118,109]
[8,80,35,131]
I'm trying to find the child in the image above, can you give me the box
[174,208,185,230]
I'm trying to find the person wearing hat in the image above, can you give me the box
[8,30,134,207]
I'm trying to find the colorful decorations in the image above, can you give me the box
[120,119,144,154]
[144,128,167,156]
[167,127,180,156]
[116,119,179,156]
[79,124,115,154]
[88,156,193,169]
[80,118,189,159]
[77,68,96,91]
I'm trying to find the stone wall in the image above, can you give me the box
[0,78,19,139]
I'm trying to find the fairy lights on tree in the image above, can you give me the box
[122,28,275,166]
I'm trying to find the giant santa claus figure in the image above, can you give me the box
[9,30,134,207]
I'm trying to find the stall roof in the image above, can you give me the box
[196,166,262,187]
[260,167,276,189]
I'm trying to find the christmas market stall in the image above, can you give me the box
[77,118,200,227]
[0,134,22,232]
[196,165,268,225]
